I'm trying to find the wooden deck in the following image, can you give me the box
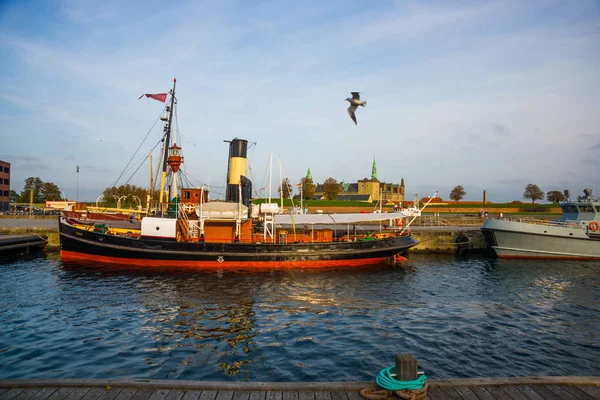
[1,377,599,400]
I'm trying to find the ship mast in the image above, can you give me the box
[158,78,177,211]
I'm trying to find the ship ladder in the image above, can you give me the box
[177,204,191,242]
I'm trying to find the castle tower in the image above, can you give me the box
[306,167,312,180]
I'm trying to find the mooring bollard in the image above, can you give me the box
[360,354,427,400]
[395,353,418,381]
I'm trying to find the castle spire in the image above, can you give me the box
[371,156,378,180]
[306,167,312,180]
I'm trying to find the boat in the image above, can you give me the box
[481,189,600,260]
[59,79,419,268]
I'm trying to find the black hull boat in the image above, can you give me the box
[59,217,418,268]
[60,79,421,269]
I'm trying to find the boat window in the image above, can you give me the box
[579,205,594,212]
[183,192,190,200]
[562,205,578,213]
[596,206,600,212]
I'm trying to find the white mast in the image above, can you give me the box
[279,157,283,210]
[268,152,273,203]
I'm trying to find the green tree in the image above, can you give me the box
[449,185,466,203]
[18,177,44,203]
[102,184,148,208]
[300,177,315,200]
[9,190,19,203]
[41,182,62,201]
[323,177,341,200]
[278,178,292,199]
[546,190,565,204]
[523,183,544,203]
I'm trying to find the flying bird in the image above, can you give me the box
[345,92,367,125]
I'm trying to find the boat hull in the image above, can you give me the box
[481,219,600,260]
[59,218,418,268]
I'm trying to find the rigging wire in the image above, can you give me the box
[109,106,166,189]
[122,136,164,187]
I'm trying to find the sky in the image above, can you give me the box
[1,0,599,203]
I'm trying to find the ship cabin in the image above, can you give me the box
[560,202,600,222]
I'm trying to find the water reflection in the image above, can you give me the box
[58,262,264,380]
[0,254,598,380]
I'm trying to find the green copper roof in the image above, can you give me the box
[371,157,378,180]
[306,167,312,180]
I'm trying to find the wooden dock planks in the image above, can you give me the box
[1,378,599,400]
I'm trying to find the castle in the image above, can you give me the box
[311,157,405,204]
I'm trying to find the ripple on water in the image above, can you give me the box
[0,253,599,380]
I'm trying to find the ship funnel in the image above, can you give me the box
[225,138,252,205]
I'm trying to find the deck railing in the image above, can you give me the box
[503,217,584,229]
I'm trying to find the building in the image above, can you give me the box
[312,157,406,203]
[0,160,10,212]
[355,158,405,203]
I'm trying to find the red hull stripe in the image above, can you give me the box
[498,255,600,260]
[60,250,400,268]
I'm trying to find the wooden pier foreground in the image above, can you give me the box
[1,377,599,400]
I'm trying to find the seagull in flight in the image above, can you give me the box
[345,92,367,125]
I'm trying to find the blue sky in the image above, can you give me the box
[1,0,599,203]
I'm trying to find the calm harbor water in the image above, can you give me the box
[0,252,599,382]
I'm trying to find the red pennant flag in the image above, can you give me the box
[138,93,168,103]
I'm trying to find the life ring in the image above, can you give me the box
[184,203,195,213]
[589,221,599,232]
[395,218,405,227]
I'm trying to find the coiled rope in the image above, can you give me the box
[360,366,428,400]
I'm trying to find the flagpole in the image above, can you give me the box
[300,181,303,215]
[268,152,272,204]
[158,78,176,212]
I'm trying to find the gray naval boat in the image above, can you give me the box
[481,189,600,260]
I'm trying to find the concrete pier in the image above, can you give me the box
[0,234,48,254]
[410,227,489,255]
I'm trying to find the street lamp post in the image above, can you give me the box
[76,166,80,203]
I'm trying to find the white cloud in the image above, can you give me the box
[0,0,599,201]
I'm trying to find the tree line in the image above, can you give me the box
[277,176,342,200]
[448,183,569,204]
[9,176,573,206]
[277,178,570,204]
[12,177,63,203]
